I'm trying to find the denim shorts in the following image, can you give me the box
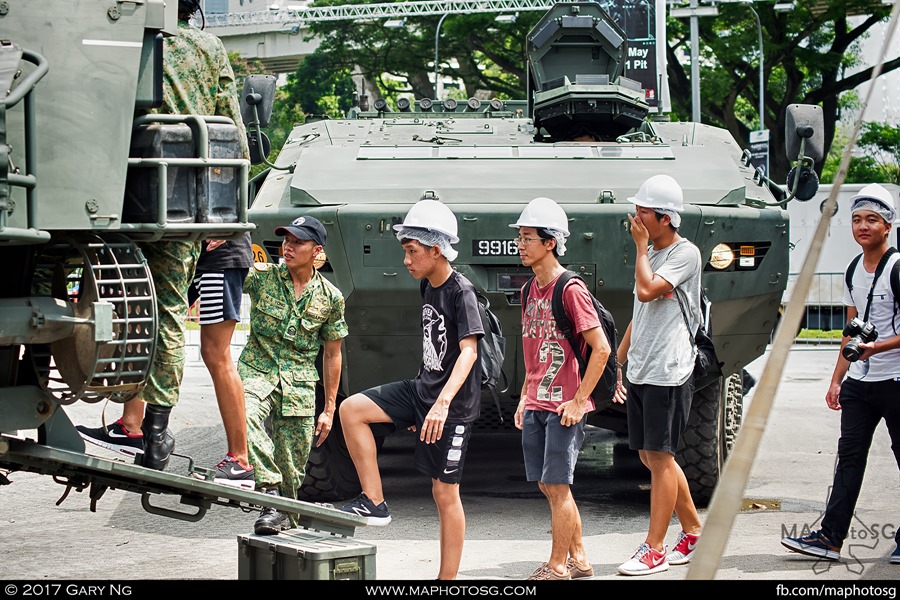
[521,409,586,485]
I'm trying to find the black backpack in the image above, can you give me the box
[844,246,900,334]
[420,280,509,422]
[521,271,618,408]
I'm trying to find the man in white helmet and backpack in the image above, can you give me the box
[782,183,900,565]
[615,174,704,576]
[512,197,614,580]
[339,199,484,580]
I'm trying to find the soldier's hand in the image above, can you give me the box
[206,239,227,252]
[315,411,334,447]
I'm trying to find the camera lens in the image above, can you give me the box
[842,338,863,362]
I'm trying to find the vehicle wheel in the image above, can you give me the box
[297,384,385,502]
[676,372,744,507]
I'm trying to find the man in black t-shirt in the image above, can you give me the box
[339,200,483,581]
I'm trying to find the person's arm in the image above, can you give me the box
[315,337,343,447]
[628,214,674,302]
[614,321,632,404]
[514,377,528,431]
[557,325,610,425]
[420,335,478,444]
[826,306,856,411]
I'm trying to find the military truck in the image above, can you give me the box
[245,1,824,506]
[0,0,366,538]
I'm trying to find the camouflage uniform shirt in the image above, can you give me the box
[158,21,249,158]
[239,264,348,416]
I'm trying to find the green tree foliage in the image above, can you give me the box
[304,0,537,103]
[667,0,898,182]
[823,121,900,184]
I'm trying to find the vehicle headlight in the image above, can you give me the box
[709,243,735,270]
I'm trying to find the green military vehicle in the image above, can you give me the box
[247,1,824,506]
[0,0,366,540]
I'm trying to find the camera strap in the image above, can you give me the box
[861,247,897,322]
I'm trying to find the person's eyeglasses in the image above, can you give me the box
[514,236,543,246]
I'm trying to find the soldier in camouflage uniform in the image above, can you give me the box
[242,216,348,535]
[77,0,250,470]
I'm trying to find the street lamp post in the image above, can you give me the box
[434,13,449,100]
[743,1,764,131]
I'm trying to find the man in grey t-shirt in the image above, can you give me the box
[615,174,705,576]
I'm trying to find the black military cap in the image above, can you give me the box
[274,216,326,246]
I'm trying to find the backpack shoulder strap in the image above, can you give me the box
[420,278,427,297]
[845,252,863,297]
[521,275,536,310]
[551,270,588,374]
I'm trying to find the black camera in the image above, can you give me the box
[842,317,877,362]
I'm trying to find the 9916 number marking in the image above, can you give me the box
[473,239,519,257]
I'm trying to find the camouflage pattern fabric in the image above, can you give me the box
[239,263,348,490]
[245,387,313,523]
[140,240,200,408]
[157,21,249,159]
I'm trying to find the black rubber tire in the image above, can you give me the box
[676,372,744,507]
[297,382,386,502]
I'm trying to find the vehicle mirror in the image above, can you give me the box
[784,104,824,163]
[248,131,271,166]
[240,75,277,128]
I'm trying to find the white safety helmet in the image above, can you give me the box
[393,199,459,243]
[628,174,685,212]
[849,183,897,223]
[508,197,570,236]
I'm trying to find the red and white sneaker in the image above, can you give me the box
[617,543,669,576]
[667,531,701,565]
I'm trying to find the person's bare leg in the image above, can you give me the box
[200,319,249,469]
[643,450,679,551]
[433,479,465,580]
[339,394,392,503]
[120,399,144,433]
[672,459,702,535]
[539,481,580,575]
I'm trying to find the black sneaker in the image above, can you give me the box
[76,419,143,458]
[209,454,255,491]
[891,544,900,564]
[782,529,841,561]
[339,492,391,526]
[254,489,290,535]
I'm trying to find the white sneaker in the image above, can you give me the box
[617,543,669,576]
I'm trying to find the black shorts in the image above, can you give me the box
[626,380,693,455]
[188,268,248,325]
[362,379,472,484]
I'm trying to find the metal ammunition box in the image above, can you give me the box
[237,529,376,580]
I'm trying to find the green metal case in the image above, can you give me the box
[237,529,377,580]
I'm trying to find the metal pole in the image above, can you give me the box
[690,0,701,122]
[434,13,449,100]
[746,3,764,130]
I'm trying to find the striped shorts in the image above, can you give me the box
[188,268,248,325]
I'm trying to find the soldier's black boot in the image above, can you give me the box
[140,404,175,471]
[254,488,290,535]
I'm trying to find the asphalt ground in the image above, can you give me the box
[1,345,898,587]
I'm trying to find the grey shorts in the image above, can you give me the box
[521,409,586,485]
[362,379,472,484]
[626,380,693,455]
[188,268,248,325]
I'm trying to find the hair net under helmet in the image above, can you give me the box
[393,199,459,243]
[849,183,897,224]
[509,197,570,257]
[395,226,459,262]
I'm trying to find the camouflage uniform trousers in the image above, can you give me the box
[139,240,201,408]
[246,383,314,525]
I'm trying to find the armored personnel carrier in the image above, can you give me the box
[0,0,366,537]
[249,1,823,506]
